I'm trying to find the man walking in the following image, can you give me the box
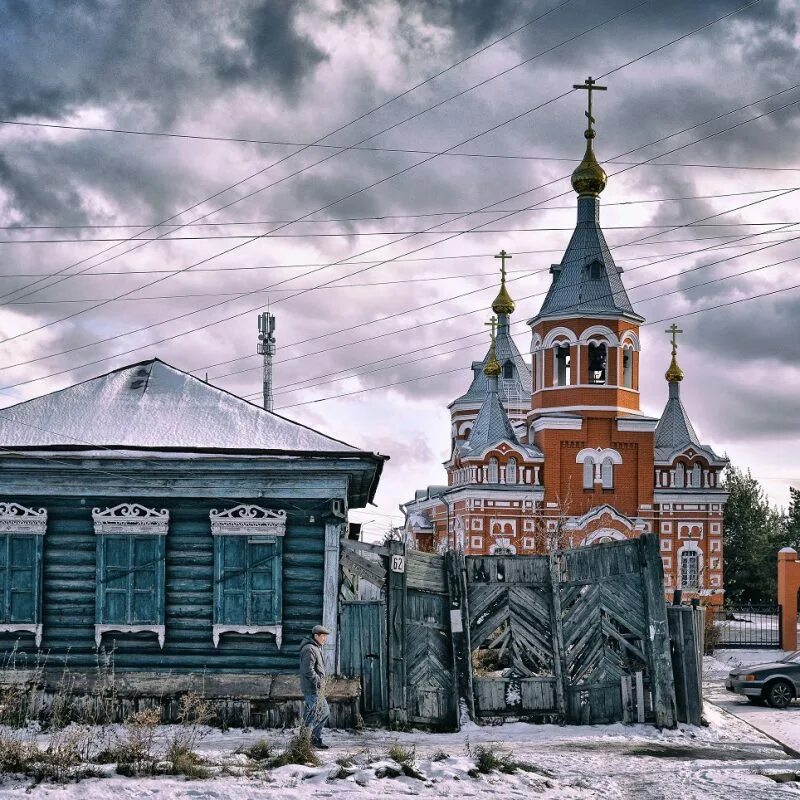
[299,624,330,749]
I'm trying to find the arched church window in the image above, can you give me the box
[503,361,513,380]
[588,343,607,385]
[691,463,702,488]
[681,550,699,589]
[674,463,685,489]
[488,457,499,484]
[622,346,633,389]
[601,457,614,489]
[583,457,594,490]
[506,457,517,484]
[554,344,571,386]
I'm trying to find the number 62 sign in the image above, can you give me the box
[390,554,405,573]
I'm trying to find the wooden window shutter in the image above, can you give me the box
[6,535,40,624]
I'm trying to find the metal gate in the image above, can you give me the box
[711,605,783,648]
[339,600,387,718]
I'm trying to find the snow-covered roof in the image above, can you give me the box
[0,359,370,455]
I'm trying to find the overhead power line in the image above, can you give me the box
[272,281,800,410]
[0,1,770,390]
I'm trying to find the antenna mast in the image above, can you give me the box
[257,311,276,411]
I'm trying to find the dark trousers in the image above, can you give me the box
[303,693,330,742]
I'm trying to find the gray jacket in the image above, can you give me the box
[299,637,326,695]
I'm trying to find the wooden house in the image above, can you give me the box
[0,359,385,726]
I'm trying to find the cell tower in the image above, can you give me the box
[257,311,276,411]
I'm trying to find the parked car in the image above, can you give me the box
[725,651,800,708]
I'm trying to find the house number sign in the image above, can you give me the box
[390,554,405,573]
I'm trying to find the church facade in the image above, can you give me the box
[402,90,728,604]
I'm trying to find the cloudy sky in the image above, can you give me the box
[0,0,798,537]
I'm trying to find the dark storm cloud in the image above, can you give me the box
[0,1,325,122]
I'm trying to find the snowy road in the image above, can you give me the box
[3,704,799,800]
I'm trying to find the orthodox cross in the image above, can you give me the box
[494,249,512,281]
[572,76,607,131]
[665,323,683,354]
[485,315,497,344]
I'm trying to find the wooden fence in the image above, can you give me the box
[339,534,703,730]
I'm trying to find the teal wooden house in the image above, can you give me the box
[0,359,384,725]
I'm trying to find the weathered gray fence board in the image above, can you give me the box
[667,605,704,725]
[339,601,387,717]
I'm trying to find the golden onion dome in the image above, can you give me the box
[484,343,502,378]
[665,353,684,383]
[492,280,515,315]
[571,129,607,196]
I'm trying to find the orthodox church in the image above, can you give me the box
[402,82,729,603]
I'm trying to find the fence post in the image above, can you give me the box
[386,539,407,724]
[777,547,799,651]
[446,550,475,723]
[547,550,569,722]
[639,534,677,729]
[667,605,703,725]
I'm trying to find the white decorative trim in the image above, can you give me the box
[95,624,165,648]
[0,623,42,647]
[322,522,340,671]
[563,503,647,534]
[576,448,622,465]
[620,329,641,350]
[542,326,578,348]
[532,405,644,414]
[92,503,169,535]
[212,624,282,649]
[210,505,287,536]
[531,416,583,432]
[0,502,47,535]
[581,528,627,546]
[537,384,640,394]
[617,418,658,432]
[578,325,620,346]
[654,492,730,504]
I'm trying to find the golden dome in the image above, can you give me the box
[665,353,684,383]
[492,280,515,315]
[571,129,607,196]
[484,346,502,378]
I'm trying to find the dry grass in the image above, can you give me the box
[268,728,321,768]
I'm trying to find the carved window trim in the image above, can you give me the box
[0,502,46,646]
[93,503,168,649]
[209,504,287,537]
[211,505,285,648]
[92,503,169,535]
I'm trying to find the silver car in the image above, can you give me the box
[725,651,800,708]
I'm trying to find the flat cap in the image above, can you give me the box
[312,625,331,635]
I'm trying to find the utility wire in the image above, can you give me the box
[273,281,800,410]
[0,0,577,307]
[0,1,771,385]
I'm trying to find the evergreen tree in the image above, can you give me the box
[787,486,800,551]
[722,466,788,604]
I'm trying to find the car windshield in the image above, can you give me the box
[780,651,800,663]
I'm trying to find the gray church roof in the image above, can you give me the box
[0,358,374,456]
[532,196,643,322]
[450,316,532,408]
[459,375,542,459]
[654,382,724,463]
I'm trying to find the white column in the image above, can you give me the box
[534,466,541,485]
[322,521,342,673]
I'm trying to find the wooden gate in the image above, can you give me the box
[404,552,456,727]
[460,535,675,727]
[339,600,387,719]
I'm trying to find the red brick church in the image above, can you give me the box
[401,82,729,603]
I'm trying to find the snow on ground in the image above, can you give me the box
[704,648,800,757]
[1,707,799,799]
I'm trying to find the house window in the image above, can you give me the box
[586,260,604,280]
[0,503,47,647]
[506,457,517,484]
[674,463,685,488]
[93,503,168,649]
[680,550,700,590]
[554,344,571,386]
[211,505,286,648]
[587,342,607,384]
[488,457,499,484]
[503,361,513,380]
[690,463,702,488]
[622,346,633,388]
